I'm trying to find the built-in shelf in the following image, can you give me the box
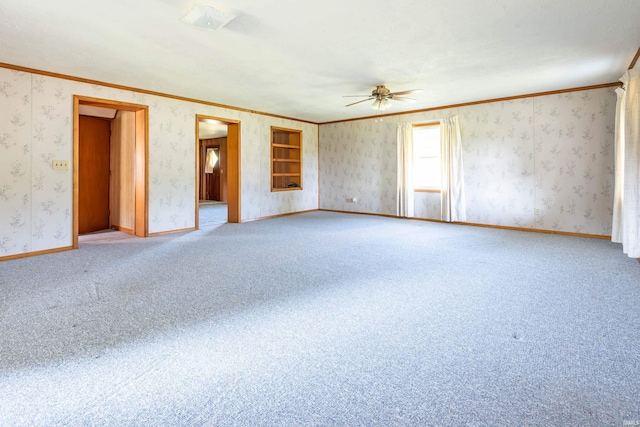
[271,126,302,191]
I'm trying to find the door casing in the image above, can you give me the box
[73,96,149,247]
[196,115,241,226]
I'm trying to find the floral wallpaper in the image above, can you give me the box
[0,67,318,258]
[0,70,31,255]
[461,99,536,228]
[319,87,616,236]
[533,91,615,235]
[30,75,74,251]
[319,119,398,215]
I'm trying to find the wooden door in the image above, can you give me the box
[79,116,110,234]
[200,142,222,201]
[110,111,136,234]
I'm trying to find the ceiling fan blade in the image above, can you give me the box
[391,96,417,102]
[345,97,375,107]
[389,89,424,96]
[343,95,371,97]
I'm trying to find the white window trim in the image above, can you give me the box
[412,122,441,192]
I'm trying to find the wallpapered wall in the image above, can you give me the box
[0,68,318,258]
[319,87,616,236]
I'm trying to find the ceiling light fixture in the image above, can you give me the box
[182,5,236,30]
[372,98,391,111]
[345,86,422,112]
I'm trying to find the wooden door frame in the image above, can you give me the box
[73,95,149,248]
[196,115,241,226]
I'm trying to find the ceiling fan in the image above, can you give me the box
[344,85,423,111]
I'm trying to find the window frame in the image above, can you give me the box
[412,122,442,193]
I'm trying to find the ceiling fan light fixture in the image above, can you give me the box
[346,85,421,111]
[181,5,236,30]
[372,98,391,111]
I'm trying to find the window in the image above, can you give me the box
[413,124,441,191]
[205,148,218,172]
[271,127,302,191]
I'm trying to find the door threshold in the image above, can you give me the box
[79,229,134,243]
[80,228,116,235]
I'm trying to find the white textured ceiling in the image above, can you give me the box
[1,0,639,123]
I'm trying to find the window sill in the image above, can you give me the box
[414,188,441,193]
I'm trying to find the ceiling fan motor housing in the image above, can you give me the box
[373,85,391,98]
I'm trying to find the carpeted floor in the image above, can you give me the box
[199,201,228,227]
[0,211,639,426]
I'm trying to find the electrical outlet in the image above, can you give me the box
[52,160,69,170]
[535,208,540,215]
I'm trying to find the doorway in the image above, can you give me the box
[196,115,241,227]
[73,96,148,248]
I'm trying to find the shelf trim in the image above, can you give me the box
[273,173,301,177]
[271,187,302,192]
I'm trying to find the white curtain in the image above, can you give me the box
[613,68,640,258]
[397,123,414,217]
[612,85,626,242]
[440,116,466,222]
[204,148,217,173]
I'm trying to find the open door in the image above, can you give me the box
[78,116,111,234]
[73,96,149,247]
